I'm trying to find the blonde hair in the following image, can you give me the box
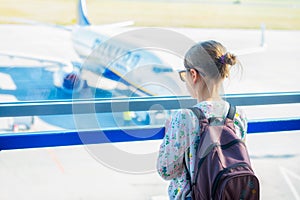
[184,40,237,79]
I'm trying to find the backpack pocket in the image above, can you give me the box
[212,164,260,200]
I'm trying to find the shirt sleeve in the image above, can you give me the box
[157,109,198,180]
[234,107,248,141]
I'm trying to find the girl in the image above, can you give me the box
[157,40,247,199]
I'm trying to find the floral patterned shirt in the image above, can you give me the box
[157,101,247,200]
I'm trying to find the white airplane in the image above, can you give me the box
[0,0,194,130]
[67,0,193,98]
[0,0,267,98]
[0,0,190,99]
[0,0,266,129]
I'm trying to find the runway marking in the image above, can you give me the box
[280,166,300,200]
[46,149,65,173]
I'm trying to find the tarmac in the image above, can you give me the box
[0,25,300,199]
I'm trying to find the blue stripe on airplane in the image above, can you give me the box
[102,68,154,96]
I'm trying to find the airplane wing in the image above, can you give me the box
[95,21,135,28]
[0,51,85,94]
[0,51,73,68]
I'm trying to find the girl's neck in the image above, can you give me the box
[202,96,223,102]
[196,84,223,102]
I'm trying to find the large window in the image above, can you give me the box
[0,1,299,199]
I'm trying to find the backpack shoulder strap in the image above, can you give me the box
[183,155,193,192]
[226,104,236,120]
[188,107,206,120]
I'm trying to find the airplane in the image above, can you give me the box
[0,0,197,130]
[60,0,193,99]
[0,0,266,130]
[1,0,192,98]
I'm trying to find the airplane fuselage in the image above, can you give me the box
[69,26,184,96]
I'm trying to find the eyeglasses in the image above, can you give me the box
[178,67,205,82]
[178,69,188,82]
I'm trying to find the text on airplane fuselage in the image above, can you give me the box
[91,38,141,73]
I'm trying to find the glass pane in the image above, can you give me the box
[1,1,300,102]
[0,1,300,200]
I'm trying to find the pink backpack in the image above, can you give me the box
[185,105,260,200]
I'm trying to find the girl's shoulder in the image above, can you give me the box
[167,101,247,129]
[193,100,246,120]
[193,101,247,135]
[167,107,196,125]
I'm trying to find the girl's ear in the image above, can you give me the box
[190,68,200,84]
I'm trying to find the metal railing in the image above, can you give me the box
[0,92,299,150]
[1,92,299,117]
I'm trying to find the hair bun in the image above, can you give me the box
[223,52,237,66]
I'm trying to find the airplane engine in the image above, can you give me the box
[53,66,86,93]
[62,73,81,90]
